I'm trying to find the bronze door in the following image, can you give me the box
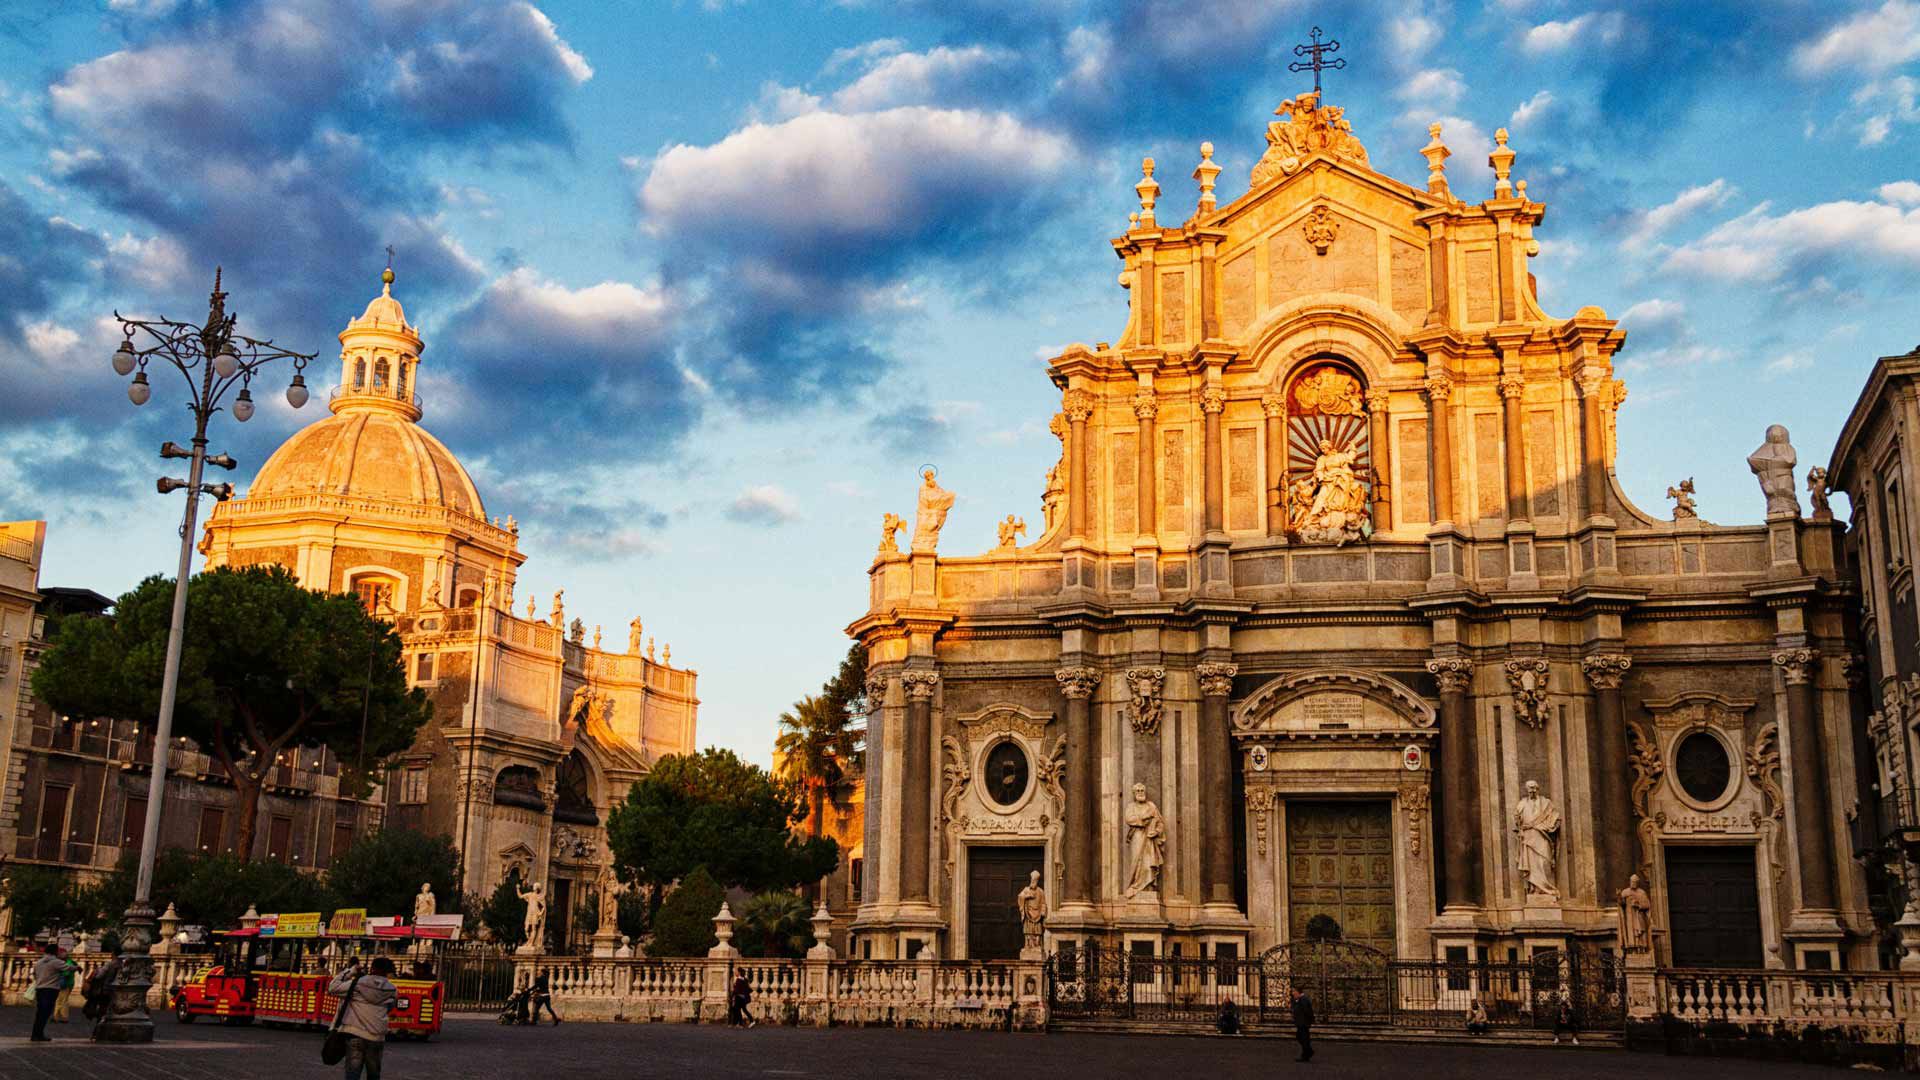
[1286,801,1396,953]
[1665,844,1763,968]
[967,845,1042,961]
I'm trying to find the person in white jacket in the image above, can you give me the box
[327,956,398,1080]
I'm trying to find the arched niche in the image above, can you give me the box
[553,750,597,825]
[494,764,545,810]
[1275,358,1376,546]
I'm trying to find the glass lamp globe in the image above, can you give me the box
[286,373,309,409]
[232,387,255,422]
[128,371,151,406]
[112,339,136,376]
[213,347,240,379]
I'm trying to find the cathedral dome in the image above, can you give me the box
[246,408,485,519]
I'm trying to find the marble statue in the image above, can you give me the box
[1666,477,1697,520]
[414,882,436,920]
[550,590,566,629]
[647,638,656,662]
[1123,783,1166,898]
[569,617,585,644]
[1513,780,1561,900]
[997,514,1027,549]
[596,863,625,933]
[1747,424,1799,518]
[1294,438,1369,546]
[910,467,956,553]
[1618,873,1652,953]
[629,617,643,654]
[1807,466,1832,521]
[1015,870,1047,953]
[878,513,905,554]
[518,880,548,949]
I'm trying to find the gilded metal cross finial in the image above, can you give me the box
[1288,26,1346,94]
[385,244,395,268]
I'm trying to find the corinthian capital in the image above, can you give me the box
[863,675,888,712]
[1426,658,1473,693]
[1055,666,1100,699]
[1580,654,1632,691]
[1200,387,1227,415]
[1261,393,1287,419]
[901,670,941,700]
[1498,375,1525,400]
[1132,389,1159,420]
[1195,662,1238,697]
[1424,373,1453,403]
[1364,387,1390,413]
[1771,648,1820,686]
[1063,389,1095,423]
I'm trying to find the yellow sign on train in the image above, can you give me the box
[274,912,322,938]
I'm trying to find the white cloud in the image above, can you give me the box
[522,4,593,83]
[1793,0,1920,75]
[747,82,822,122]
[1422,115,1492,164]
[1510,90,1555,129]
[1853,75,1919,146]
[1058,23,1112,94]
[23,321,79,361]
[1521,11,1626,54]
[1397,68,1466,110]
[1882,180,1920,205]
[1620,179,1735,249]
[1765,351,1814,375]
[828,44,1015,112]
[105,231,187,291]
[824,38,905,73]
[1619,298,1685,333]
[1664,193,1920,281]
[640,107,1072,243]
[724,484,800,525]
[1388,14,1442,57]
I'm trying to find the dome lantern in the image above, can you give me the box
[334,265,424,422]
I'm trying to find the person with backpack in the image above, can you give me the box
[326,956,398,1080]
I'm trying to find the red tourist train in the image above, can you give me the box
[172,909,461,1039]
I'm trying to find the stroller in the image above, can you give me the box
[498,985,536,1025]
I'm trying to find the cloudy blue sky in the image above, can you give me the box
[1,0,1917,764]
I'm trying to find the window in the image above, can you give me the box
[352,575,397,614]
[34,784,71,861]
[353,358,366,389]
[373,357,390,389]
[398,766,428,805]
[848,858,863,904]
[1445,945,1471,991]
[414,653,437,684]
[120,796,148,849]
[332,819,356,861]
[196,806,226,854]
[1675,731,1733,804]
[983,741,1030,806]
[1886,474,1908,567]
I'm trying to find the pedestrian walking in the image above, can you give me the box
[1289,984,1314,1062]
[529,971,562,1025]
[729,971,756,1028]
[53,946,77,1023]
[29,942,65,1042]
[84,942,127,1036]
[325,956,398,1080]
[1552,996,1580,1046]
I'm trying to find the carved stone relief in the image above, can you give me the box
[1504,658,1551,729]
[1125,668,1166,735]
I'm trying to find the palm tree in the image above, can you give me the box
[775,693,854,843]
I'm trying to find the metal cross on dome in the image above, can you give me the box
[1289,26,1346,94]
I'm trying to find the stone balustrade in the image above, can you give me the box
[512,954,1042,1029]
[0,946,212,1009]
[1649,966,1920,1044]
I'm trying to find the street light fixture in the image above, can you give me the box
[96,267,314,1044]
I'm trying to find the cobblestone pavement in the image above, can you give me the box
[0,1009,1851,1079]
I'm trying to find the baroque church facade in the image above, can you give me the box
[201,269,698,941]
[849,92,1869,972]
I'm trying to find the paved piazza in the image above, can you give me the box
[0,1011,1848,1079]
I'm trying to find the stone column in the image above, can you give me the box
[1065,390,1094,540]
[1262,393,1287,535]
[1202,388,1226,534]
[1577,368,1609,522]
[861,674,888,906]
[1134,389,1158,537]
[1427,658,1482,911]
[1500,374,1528,522]
[1582,654,1634,895]
[1196,663,1238,906]
[1775,648,1837,912]
[1056,667,1100,906]
[1366,387,1392,532]
[1426,373,1455,524]
[900,670,941,904]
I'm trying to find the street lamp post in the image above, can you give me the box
[95,268,313,1043]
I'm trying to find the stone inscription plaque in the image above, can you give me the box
[1303,693,1365,726]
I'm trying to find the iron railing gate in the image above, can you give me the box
[1047,941,1625,1032]
[436,943,519,1012]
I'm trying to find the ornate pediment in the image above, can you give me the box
[1233,667,1435,734]
[1251,92,1370,187]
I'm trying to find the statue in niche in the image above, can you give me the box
[1015,870,1047,954]
[1294,439,1370,546]
[414,882,436,920]
[1617,873,1652,953]
[1123,783,1166,899]
[1747,424,1800,518]
[517,879,548,950]
[1512,780,1562,900]
[910,467,955,553]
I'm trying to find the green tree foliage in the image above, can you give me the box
[480,869,527,949]
[774,694,856,841]
[606,748,838,902]
[90,849,335,930]
[32,566,432,862]
[324,828,463,919]
[735,890,814,959]
[0,865,99,938]
[646,866,723,957]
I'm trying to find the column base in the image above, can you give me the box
[1897,914,1920,971]
[1784,911,1846,969]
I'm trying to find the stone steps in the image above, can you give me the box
[1048,1018,1624,1048]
